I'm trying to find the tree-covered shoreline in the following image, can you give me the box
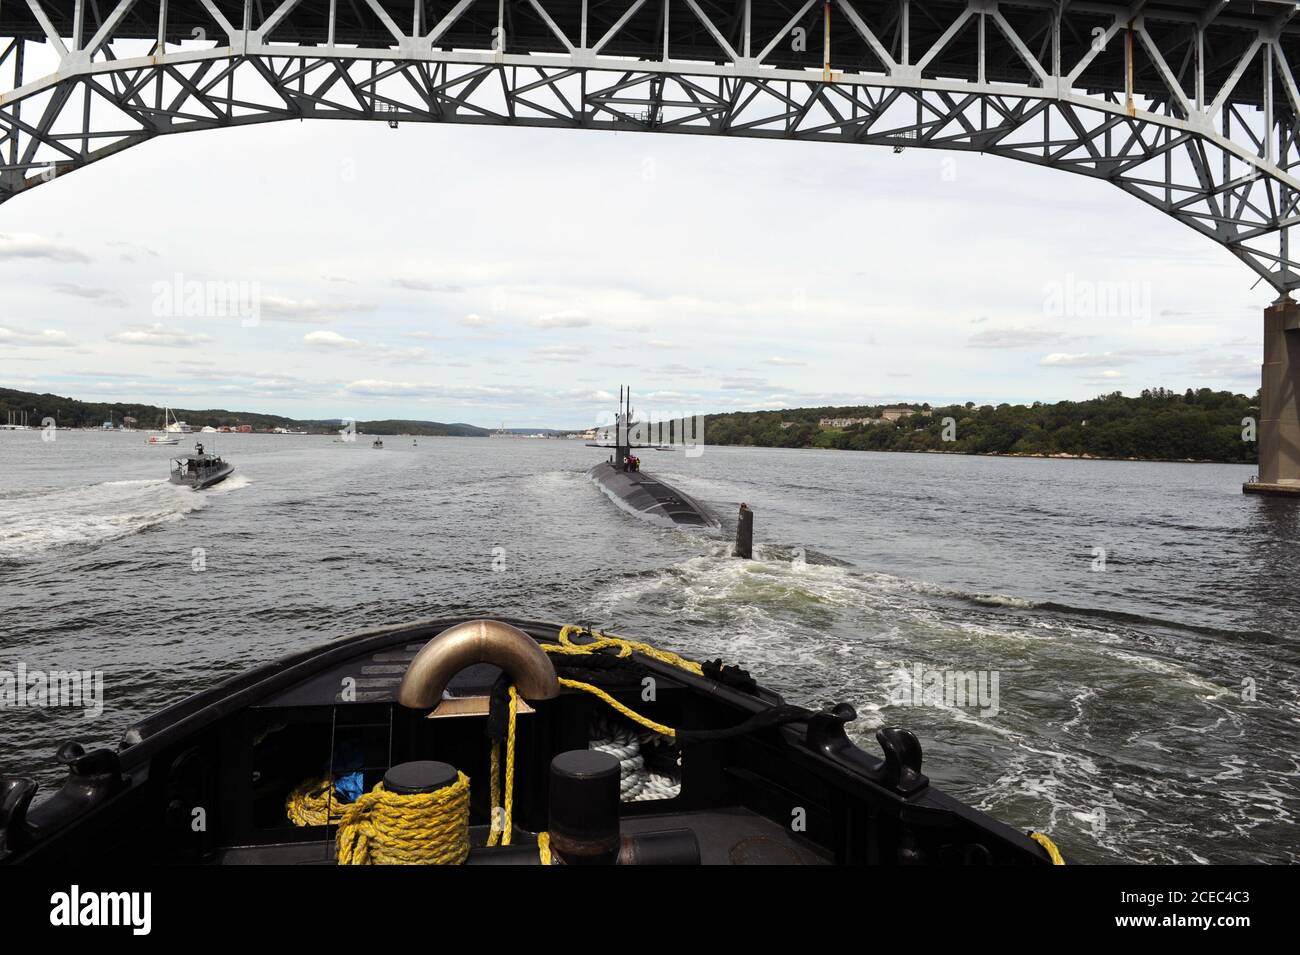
[0,388,489,437]
[0,385,1260,462]
[703,389,1258,464]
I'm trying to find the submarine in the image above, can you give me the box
[587,387,720,530]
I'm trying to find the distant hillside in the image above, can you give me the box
[0,388,488,437]
[494,427,572,436]
[701,389,1259,463]
[338,419,489,437]
[0,387,303,431]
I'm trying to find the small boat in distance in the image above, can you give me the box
[170,443,234,489]
[372,438,384,449]
[148,407,187,444]
[163,407,192,433]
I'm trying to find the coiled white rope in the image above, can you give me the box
[590,721,681,802]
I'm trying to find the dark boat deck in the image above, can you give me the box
[211,807,829,865]
[3,617,1060,867]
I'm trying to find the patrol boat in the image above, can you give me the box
[0,618,1065,866]
[588,387,719,529]
[169,442,234,489]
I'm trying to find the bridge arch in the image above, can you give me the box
[3,0,1300,289]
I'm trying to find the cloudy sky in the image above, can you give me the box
[0,111,1268,429]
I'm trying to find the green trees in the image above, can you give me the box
[0,387,490,436]
[703,390,1259,463]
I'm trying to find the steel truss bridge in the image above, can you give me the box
[0,0,1298,289]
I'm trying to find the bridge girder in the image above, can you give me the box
[2,0,1300,289]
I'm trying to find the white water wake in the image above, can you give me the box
[0,476,247,560]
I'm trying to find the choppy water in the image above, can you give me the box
[1,431,1296,863]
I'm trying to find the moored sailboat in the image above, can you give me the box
[147,407,186,445]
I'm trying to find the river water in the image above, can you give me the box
[0,431,1295,863]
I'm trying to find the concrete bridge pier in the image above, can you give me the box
[1246,296,1300,497]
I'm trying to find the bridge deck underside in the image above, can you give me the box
[3,1,1299,106]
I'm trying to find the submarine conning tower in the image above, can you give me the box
[612,385,632,467]
[585,385,720,530]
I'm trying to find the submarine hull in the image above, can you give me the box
[589,461,720,529]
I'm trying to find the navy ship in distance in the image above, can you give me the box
[587,387,719,530]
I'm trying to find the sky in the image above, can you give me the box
[0,110,1271,430]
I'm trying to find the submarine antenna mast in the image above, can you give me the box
[625,387,632,464]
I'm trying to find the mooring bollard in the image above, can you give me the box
[735,503,753,560]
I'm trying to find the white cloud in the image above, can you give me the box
[1080,370,1126,385]
[0,232,90,263]
[392,277,464,292]
[261,296,375,322]
[658,363,702,376]
[0,325,77,348]
[108,323,212,347]
[531,309,590,329]
[52,283,128,307]
[341,380,525,400]
[969,328,1075,349]
[762,356,806,366]
[461,313,493,327]
[533,344,588,362]
[719,376,773,393]
[1040,352,1131,368]
[107,240,160,262]
[1187,354,1259,383]
[304,330,426,363]
[373,344,428,363]
[304,330,362,349]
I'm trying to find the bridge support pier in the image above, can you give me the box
[1246,297,1300,497]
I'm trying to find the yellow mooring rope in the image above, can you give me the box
[557,678,679,738]
[285,777,349,827]
[487,686,520,847]
[1029,831,1065,865]
[540,625,702,738]
[544,624,705,676]
[335,773,471,865]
